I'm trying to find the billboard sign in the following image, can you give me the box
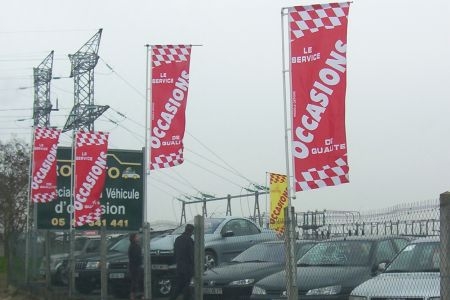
[37,147,144,231]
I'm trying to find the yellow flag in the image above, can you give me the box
[269,173,288,235]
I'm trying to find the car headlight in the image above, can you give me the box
[85,261,100,269]
[229,279,254,286]
[349,296,367,300]
[252,285,267,295]
[306,285,341,295]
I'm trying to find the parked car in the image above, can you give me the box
[73,224,174,294]
[250,235,410,300]
[39,234,104,285]
[200,240,317,300]
[349,236,440,300]
[108,216,278,298]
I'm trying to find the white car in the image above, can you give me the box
[350,236,440,300]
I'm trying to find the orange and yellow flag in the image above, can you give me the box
[269,173,288,235]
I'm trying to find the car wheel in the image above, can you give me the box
[154,278,172,297]
[205,250,217,269]
[75,280,95,294]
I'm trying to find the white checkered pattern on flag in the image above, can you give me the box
[296,155,349,191]
[151,149,184,170]
[34,127,60,140]
[76,131,109,147]
[75,207,102,227]
[151,45,191,67]
[32,191,57,203]
[289,2,349,40]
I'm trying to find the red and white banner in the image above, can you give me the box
[74,130,109,227]
[30,127,61,203]
[150,45,192,170]
[289,2,351,191]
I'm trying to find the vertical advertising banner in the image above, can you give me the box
[288,2,351,191]
[269,173,288,235]
[150,45,192,170]
[74,131,109,227]
[31,127,61,203]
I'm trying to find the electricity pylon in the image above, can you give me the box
[33,51,54,127]
[63,28,109,132]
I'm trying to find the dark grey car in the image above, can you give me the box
[201,240,317,300]
[250,235,410,300]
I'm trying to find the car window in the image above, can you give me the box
[374,239,396,264]
[299,240,373,266]
[295,242,316,260]
[393,238,409,251]
[223,220,246,236]
[172,218,224,235]
[74,237,88,251]
[386,241,440,272]
[86,240,101,253]
[109,237,130,253]
[245,220,261,235]
[233,243,286,263]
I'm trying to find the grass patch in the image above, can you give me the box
[0,257,5,273]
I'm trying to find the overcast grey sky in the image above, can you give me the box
[1,0,449,223]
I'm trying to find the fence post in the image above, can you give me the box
[194,215,204,300]
[100,226,108,300]
[440,192,450,300]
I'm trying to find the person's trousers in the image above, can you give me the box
[169,272,192,300]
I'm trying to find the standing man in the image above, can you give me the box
[128,233,142,300]
[170,224,194,300]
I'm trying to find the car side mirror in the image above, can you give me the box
[222,230,234,237]
[372,261,388,275]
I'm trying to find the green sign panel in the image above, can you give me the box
[37,147,144,231]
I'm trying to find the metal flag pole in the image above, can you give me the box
[143,44,152,300]
[281,7,298,300]
[25,126,36,285]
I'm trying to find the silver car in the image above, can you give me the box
[350,236,440,300]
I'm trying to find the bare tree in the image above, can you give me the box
[0,138,30,285]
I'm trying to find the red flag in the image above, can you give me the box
[31,127,61,203]
[289,2,351,191]
[74,130,109,227]
[150,45,192,170]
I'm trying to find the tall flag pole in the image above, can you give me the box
[150,45,192,170]
[73,130,109,227]
[289,2,351,192]
[281,3,352,299]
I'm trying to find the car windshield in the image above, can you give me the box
[298,240,373,266]
[386,241,440,273]
[232,243,286,263]
[109,237,130,253]
[171,218,225,235]
[232,242,316,263]
[74,237,89,251]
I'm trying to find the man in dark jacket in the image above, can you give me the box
[128,233,142,300]
[170,224,194,300]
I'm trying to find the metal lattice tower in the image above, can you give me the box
[63,28,109,132]
[33,51,54,127]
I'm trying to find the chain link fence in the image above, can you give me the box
[2,196,449,299]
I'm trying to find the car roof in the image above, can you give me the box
[324,235,411,242]
[258,240,316,245]
[410,235,440,243]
